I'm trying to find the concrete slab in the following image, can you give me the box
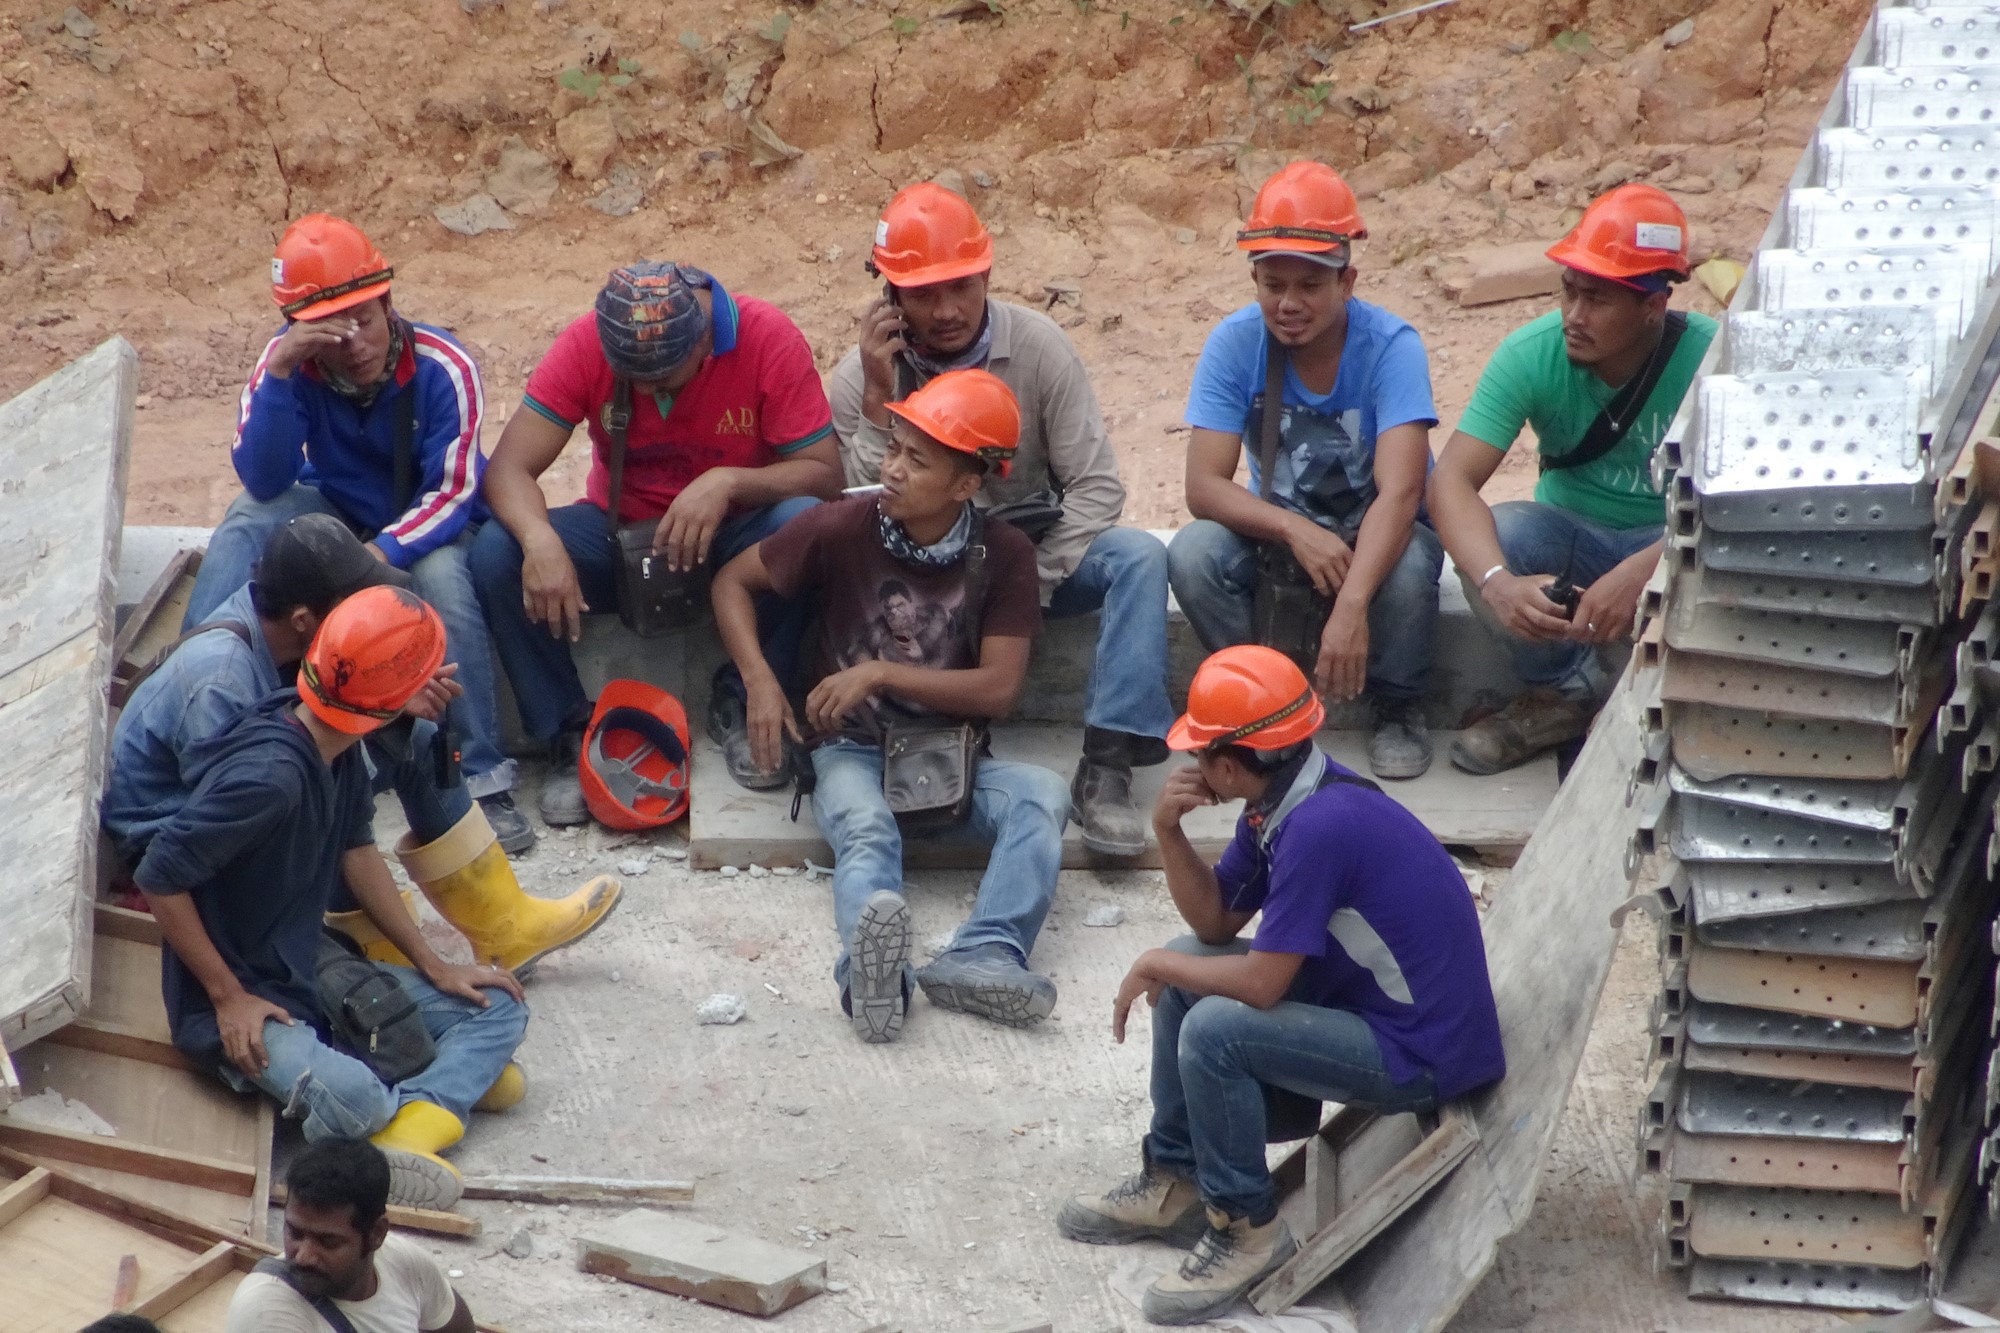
[687,727,1561,870]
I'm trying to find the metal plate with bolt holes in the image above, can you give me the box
[1699,525,1936,585]
[1685,1001,1919,1057]
[1660,649,1908,726]
[1676,1070,1909,1143]
[1694,561,1940,627]
[1664,576,1903,677]
[1846,68,2000,131]
[1685,942,1920,1027]
[1667,769,1903,830]
[1693,371,1926,496]
[1874,7,2000,69]
[1686,1257,1927,1310]
[1687,861,1920,923]
[1670,1129,1908,1192]
[1786,185,2000,250]
[1701,486,1936,535]
[1669,796,1898,864]
[1698,900,1929,962]
[1725,306,1956,398]
[1682,1039,1917,1094]
[1668,703,1902,783]
[1756,243,1990,333]
[1819,129,2000,219]
[1684,1184,1928,1268]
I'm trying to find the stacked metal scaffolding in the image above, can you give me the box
[1627,1,2000,1311]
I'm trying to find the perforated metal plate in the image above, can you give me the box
[1820,127,2000,204]
[1693,563,1939,627]
[1686,1000,1919,1057]
[1875,7,2000,69]
[1682,1039,1917,1093]
[1756,241,1989,334]
[1787,186,1999,252]
[1698,900,1929,961]
[1686,942,1921,1026]
[1677,1069,1910,1142]
[1685,1257,1926,1310]
[1670,1128,1907,1192]
[1699,525,1936,585]
[1701,486,1935,533]
[1669,703,1902,782]
[1694,371,1926,495]
[1847,67,2000,130]
[1660,649,1907,725]
[1685,1184,1928,1268]
[1669,795,1898,863]
[1687,861,1920,923]
[1664,574,1903,677]
[1668,769,1903,829]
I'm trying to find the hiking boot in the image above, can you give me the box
[707,689,788,791]
[1449,687,1596,776]
[1368,696,1433,780]
[915,942,1057,1028]
[848,889,912,1044]
[1141,1206,1298,1326]
[538,723,588,826]
[1071,726,1151,857]
[478,791,537,855]
[1057,1155,1206,1248]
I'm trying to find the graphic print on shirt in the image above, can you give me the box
[831,577,971,734]
[1244,390,1376,541]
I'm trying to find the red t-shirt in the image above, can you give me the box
[521,284,833,522]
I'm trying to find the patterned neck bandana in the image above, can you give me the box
[875,499,976,570]
[902,301,994,379]
[319,315,408,406]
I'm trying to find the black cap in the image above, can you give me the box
[252,513,411,612]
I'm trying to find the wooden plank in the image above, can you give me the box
[0,1122,257,1195]
[271,1182,480,1239]
[0,1047,17,1112]
[46,1017,201,1074]
[127,1240,244,1320]
[0,1165,52,1227]
[579,1208,825,1316]
[461,1174,695,1206]
[109,548,201,710]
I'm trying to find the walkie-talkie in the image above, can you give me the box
[433,722,462,789]
[1545,532,1582,620]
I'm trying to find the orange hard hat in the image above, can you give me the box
[272,214,393,321]
[298,586,447,736]
[871,183,994,287]
[1238,161,1368,266]
[886,368,1020,479]
[1545,183,1691,284]
[1168,645,1326,752]
[580,680,691,831]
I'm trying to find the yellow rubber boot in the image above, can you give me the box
[324,890,420,967]
[396,805,623,976]
[474,1062,526,1113]
[370,1101,465,1210]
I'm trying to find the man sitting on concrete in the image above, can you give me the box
[1059,645,1505,1326]
[1168,162,1442,780]
[830,182,1172,856]
[182,215,525,851]
[713,370,1069,1043]
[106,514,619,977]
[1428,184,1714,774]
[227,1138,477,1333]
[472,262,842,814]
[133,587,529,1209]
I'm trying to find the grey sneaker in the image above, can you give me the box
[478,791,538,854]
[538,726,588,826]
[848,889,911,1044]
[1368,696,1433,780]
[1142,1207,1298,1326]
[1449,687,1595,776]
[707,688,788,791]
[915,942,1057,1028]
[1058,1156,1207,1247]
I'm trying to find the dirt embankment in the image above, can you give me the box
[0,0,1868,527]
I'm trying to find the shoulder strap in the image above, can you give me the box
[1315,768,1383,796]
[114,620,255,709]
[960,514,989,656]
[1257,332,1288,501]
[603,377,634,525]
[390,386,418,516]
[1542,311,1689,474]
[252,1257,363,1333]
[893,352,918,403]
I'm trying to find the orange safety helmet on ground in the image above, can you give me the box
[580,680,692,831]
[1237,161,1368,268]
[298,586,447,736]
[870,182,994,287]
[272,214,394,321]
[1545,183,1691,286]
[1168,645,1326,752]
[885,367,1020,479]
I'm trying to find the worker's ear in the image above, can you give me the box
[289,606,321,640]
[362,1212,390,1256]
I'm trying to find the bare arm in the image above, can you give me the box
[712,544,798,773]
[1185,426,1301,545]
[1427,429,1573,642]
[427,1291,476,1333]
[718,435,845,508]
[342,848,526,1005]
[1113,946,1304,1041]
[1150,766,1256,945]
[802,636,1031,736]
[482,407,589,640]
[1314,422,1430,698]
[140,888,294,1078]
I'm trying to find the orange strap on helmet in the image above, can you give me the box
[884,368,1020,479]
[1237,161,1368,261]
[298,587,446,736]
[580,681,691,831]
[273,214,393,321]
[870,183,994,287]
[1168,645,1326,752]
[1545,183,1691,284]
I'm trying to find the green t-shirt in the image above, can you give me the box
[1455,309,1717,530]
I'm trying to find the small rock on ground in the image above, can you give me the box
[1082,904,1126,928]
[696,993,747,1025]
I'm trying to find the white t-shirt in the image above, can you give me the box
[226,1233,458,1333]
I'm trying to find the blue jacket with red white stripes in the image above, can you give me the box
[232,321,488,568]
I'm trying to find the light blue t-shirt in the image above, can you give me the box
[1185,299,1437,540]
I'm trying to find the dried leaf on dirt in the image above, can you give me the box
[745,115,802,168]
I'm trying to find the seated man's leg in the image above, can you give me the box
[809,740,912,1044]
[226,1015,398,1143]
[468,503,618,824]
[707,496,822,790]
[913,757,1068,1027]
[183,484,339,628]
[1363,521,1445,780]
[1048,528,1175,856]
[1165,520,1259,654]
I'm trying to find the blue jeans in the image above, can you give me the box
[1143,936,1436,1222]
[185,484,516,797]
[469,498,817,745]
[1462,501,1662,696]
[1045,527,1174,740]
[219,966,529,1140]
[1166,518,1445,701]
[809,739,1069,994]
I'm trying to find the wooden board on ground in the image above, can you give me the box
[0,338,137,1052]
[688,726,1559,870]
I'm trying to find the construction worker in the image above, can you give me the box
[1059,645,1505,1326]
[134,588,530,1210]
[830,183,1172,857]
[105,514,620,977]
[1428,184,1715,774]
[713,370,1070,1043]
[471,262,842,815]
[227,1139,479,1333]
[1167,162,1443,781]
[182,215,527,852]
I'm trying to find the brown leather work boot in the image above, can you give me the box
[1449,687,1596,775]
[1056,1154,1206,1247]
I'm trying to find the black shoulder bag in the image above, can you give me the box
[252,1257,362,1333]
[604,378,714,637]
[1540,311,1689,474]
[1248,335,1335,674]
[880,520,990,833]
[314,930,436,1084]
